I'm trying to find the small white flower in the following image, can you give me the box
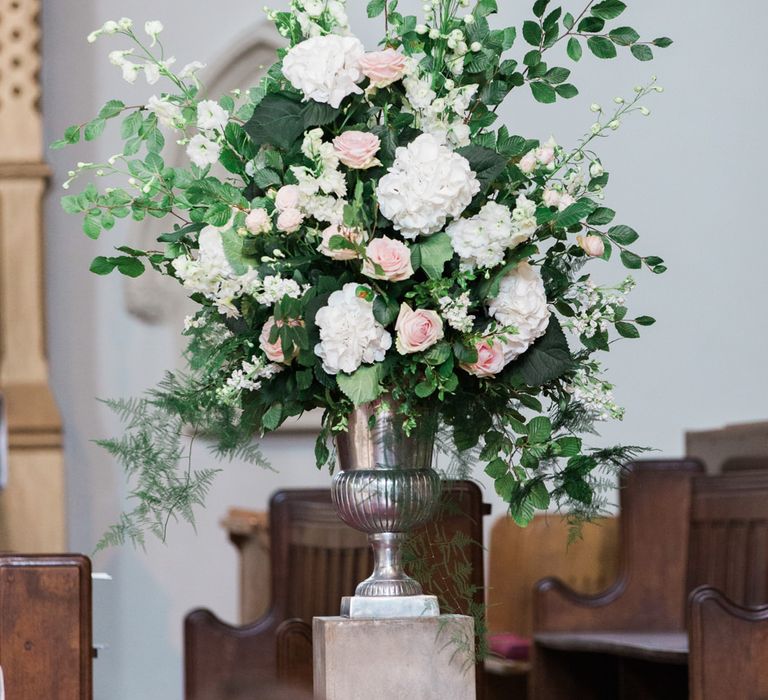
[117,17,133,30]
[121,61,142,84]
[179,61,206,82]
[197,100,229,133]
[144,20,164,46]
[147,95,183,128]
[589,161,604,178]
[471,41,482,52]
[590,103,602,112]
[186,134,221,168]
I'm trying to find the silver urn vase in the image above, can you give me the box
[332,396,441,615]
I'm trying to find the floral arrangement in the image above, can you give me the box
[56,0,670,544]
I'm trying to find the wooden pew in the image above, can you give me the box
[0,554,93,699]
[531,462,768,700]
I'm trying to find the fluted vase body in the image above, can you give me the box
[332,396,440,597]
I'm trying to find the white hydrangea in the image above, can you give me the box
[376,133,480,239]
[439,293,475,333]
[172,226,259,317]
[282,35,364,108]
[488,261,551,361]
[447,201,532,271]
[314,283,392,374]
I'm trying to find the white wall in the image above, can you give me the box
[41,1,768,698]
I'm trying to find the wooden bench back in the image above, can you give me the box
[688,471,768,606]
[488,515,620,637]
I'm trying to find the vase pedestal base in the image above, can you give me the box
[340,594,439,619]
[314,615,476,700]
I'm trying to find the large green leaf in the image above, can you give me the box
[417,232,454,280]
[457,145,508,192]
[510,316,574,386]
[244,95,306,150]
[336,363,385,405]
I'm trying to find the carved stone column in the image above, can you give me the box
[0,0,66,551]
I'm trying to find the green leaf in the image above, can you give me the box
[587,207,616,225]
[336,363,385,405]
[529,481,551,509]
[64,125,81,145]
[366,0,386,17]
[98,99,126,120]
[555,436,582,457]
[476,0,498,17]
[591,0,627,20]
[373,295,399,326]
[418,232,454,280]
[115,256,145,278]
[578,16,605,32]
[530,81,556,104]
[526,416,552,444]
[510,316,573,386]
[608,224,639,245]
[302,102,341,129]
[485,458,508,479]
[121,111,143,139]
[84,118,106,141]
[556,199,598,228]
[244,94,306,150]
[89,256,116,275]
[262,403,283,431]
[563,12,574,29]
[523,20,542,46]
[630,44,654,61]
[523,50,542,66]
[615,321,640,338]
[544,66,570,84]
[456,145,507,191]
[61,195,83,214]
[635,316,656,326]
[620,250,642,269]
[555,83,578,99]
[587,36,617,59]
[566,37,582,61]
[83,215,101,239]
[415,381,436,398]
[532,0,550,17]
[653,37,673,48]
[220,229,251,275]
[609,26,640,46]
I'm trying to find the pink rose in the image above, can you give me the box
[542,189,562,208]
[359,48,409,88]
[395,303,444,355]
[362,236,414,282]
[276,208,304,233]
[245,207,271,234]
[460,338,509,378]
[318,224,364,261]
[535,145,555,166]
[576,234,605,257]
[557,193,575,211]
[519,151,537,174]
[275,185,301,212]
[333,131,381,170]
[259,316,302,364]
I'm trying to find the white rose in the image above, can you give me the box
[314,283,392,375]
[487,261,551,362]
[282,35,365,109]
[376,133,480,239]
[447,201,530,270]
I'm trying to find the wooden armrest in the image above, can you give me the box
[689,586,768,700]
[534,575,629,632]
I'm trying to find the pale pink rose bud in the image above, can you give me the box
[557,193,575,211]
[259,316,303,364]
[359,48,409,88]
[333,131,382,170]
[362,236,414,282]
[576,234,605,257]
[276,208,304,233]
[535,145,555,166]
[460,338,508,378]
[318,224,364,261]
[245,207,272,234]
[395,303,444,355]
[519,151,537,174]
[275,184,301,212]
[542,189,562,208]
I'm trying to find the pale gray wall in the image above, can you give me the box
[41,1,768,698]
